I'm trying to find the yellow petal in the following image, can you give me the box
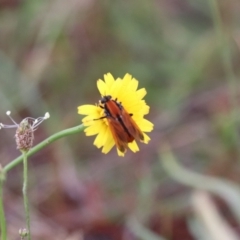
[82,114,100,123]
[102,134,115,153]
[127,101,149,114]
[136,88,147,99]
[117,148,125,157]
[141,105,150,115]
[128,141,139,153]
[139,118,154,132]
[142,133,151,143]
[93,125,108,148]
[85,122,104,136]
[97,79,108,96]
[122,73,132,85]
[104,73,115,88]
[128,78,138,91]
[110,79,122,99]
[82,120,94,127]
[78,105,98,115]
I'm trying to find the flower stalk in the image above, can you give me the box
[22,151,31,240]
[3,124,85,173]
[0,165,7,240]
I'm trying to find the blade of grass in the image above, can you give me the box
[159,144,240,223]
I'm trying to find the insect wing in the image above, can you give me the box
[107,117,129,153]
[121,109,144,141]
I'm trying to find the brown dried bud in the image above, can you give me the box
[15,119,34,152]
[0,111,50,152]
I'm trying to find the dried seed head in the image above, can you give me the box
[0,111,50,152]
[15,119,34,152]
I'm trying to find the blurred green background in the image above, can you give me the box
[1,0,240,239]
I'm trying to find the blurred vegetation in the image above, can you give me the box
[0,0,240,239]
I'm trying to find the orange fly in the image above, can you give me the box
[96,95,144,153]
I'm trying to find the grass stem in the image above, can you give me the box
[22,151,31,240]
[0,167,7,240]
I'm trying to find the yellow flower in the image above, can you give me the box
[78,73,154,156]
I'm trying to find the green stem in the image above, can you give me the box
[0,168,7,240]
[22,151,31,240]
[3,124,85,173]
